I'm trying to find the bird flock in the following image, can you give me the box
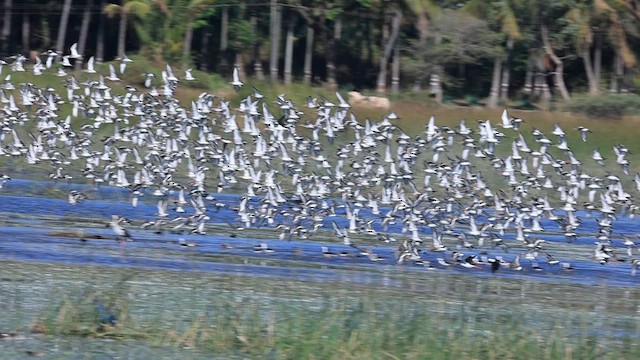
[1,43,640,277]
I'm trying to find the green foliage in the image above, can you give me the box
[228,19,255,52]
[30,276,640,359]
[406,9,502,89]
[565,93,640,118]
[191,0,218,29]
[8,0,640,103]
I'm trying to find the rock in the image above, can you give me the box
[347,91,390,111]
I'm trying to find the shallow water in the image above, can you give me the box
[0,180,638,287]
[1,179,640,357]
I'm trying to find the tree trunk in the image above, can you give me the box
[1,0,12,57]
[220,6,229,74]
[41,16,51,50]
[534,53,551,111]
[96,0,106,63]
[21,13,29,54]
[487,56,502,109]
[75,0,92,71]
[269,0,282,82]
[376,9,402,93]
[500,36,513,102]
[594,33,602,88]
[200,30,209,71]
[183,21,194,66]
[523,49,534,94]
[610,52,623,93]
[366,20,373,69]
[582,43,598,96]
[55,0,73,59]
[429,70,443,104]
[284,21,294,85]
[250,15,264,80]
[334,16,342,40]
[391,45,400,94]
[412,11,429,91]
[376,15,390,92]
[303,25,314,84]
[235,52,245,82]
[221,8,228,51]
[324,12,337,90]
[117,11,128,59]
[541,25,570,101]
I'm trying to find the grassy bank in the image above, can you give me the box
[2,261,639,359]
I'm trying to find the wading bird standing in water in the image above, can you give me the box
[109,215,133,244]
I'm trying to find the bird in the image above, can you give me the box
[117,54,133,74]
[576,126,591,142]
[0,174,10,189]
[500,109,513,129]
[231,66,243,91]
[95,300,117,326]
[69,42,82,59]
[144,72,155,88]
[107,64,120,81]
[85,56,96,73]
[1,49,638,288]
[67,190,87,205]
[109,215,133,243]
[184,68,195,81]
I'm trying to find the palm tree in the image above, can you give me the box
[540,23,571,100]
[563,0,639,95]
[463,0,522,107]
[55,0,73,59]
[284,18,295,84]
[20,2,31,54]
[182,0,216,66]
[565,3,599,95]
[303,25,314,84]
[75,0,94,70]
[595,0,640,93]
[405,0,439,91]
[291,0,340,88]
[376,7,402,93]
[96,0,107,63]
[104,0,152,59]
[269,0,282,82]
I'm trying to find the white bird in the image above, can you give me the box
[184,68,195,81]
[45,51,56,69]
[552,123,565,138]
[231,66,243,92]
[577,126,591,142]
[85,56,96,73]
[144,73,155,88]
[592,148,605,165]
[107,64,120,81]
[118,54,133,74]
[69,42,82,59]
[500,109,513,129]
[109,215,133,242]
[61,55,72,67]
[336,92,350,109]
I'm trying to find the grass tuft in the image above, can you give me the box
[27,281,640,359]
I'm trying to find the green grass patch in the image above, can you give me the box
[0,262,632,359]
[565,93,640,118]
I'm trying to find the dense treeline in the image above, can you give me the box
[1,0,640,107]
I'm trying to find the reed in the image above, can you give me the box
[27,277,640,360]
